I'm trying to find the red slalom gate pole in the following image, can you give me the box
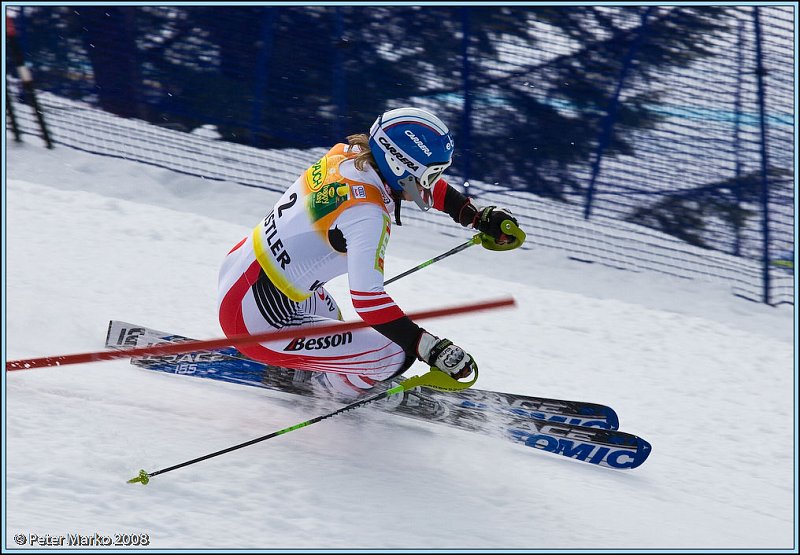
[6,296,515,371]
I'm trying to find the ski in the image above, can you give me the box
[106,320,650,469]
[106,321,619,427]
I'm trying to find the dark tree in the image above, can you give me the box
[16,5,732,197]
[73,7,143,119]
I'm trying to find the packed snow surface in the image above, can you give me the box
[4,139,796,550]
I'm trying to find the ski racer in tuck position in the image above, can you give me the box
[217,107,525,399]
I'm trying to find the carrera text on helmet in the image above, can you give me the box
[377,136,420,171]
[404,129,432,157]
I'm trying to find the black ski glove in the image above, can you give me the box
[475,206,518,240]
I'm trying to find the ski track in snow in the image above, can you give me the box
[4,141,796,550]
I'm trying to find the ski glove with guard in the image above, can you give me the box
[476,206,518,240]
[457,201,525,250]
[416,331,477,379]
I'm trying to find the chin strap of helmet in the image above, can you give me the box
[391,189,404,226]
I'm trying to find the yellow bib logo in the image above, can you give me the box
[305,156,328,192]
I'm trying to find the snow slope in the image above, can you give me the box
[4,138,796,551]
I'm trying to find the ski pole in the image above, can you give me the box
[385,219,526,286]
[385,233,482,286]
[127,368,477,485]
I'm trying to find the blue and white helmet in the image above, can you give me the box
[368,107,454,211]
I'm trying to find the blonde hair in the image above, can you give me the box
[347,133,379,172]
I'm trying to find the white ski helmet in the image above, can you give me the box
[368,107,454,211]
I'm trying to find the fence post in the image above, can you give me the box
[732,18,745,257]
[752,6,771,305]
[460,7,473,198]
[583,6,653,220]
[5,17,22,142]
[6,82,22,142]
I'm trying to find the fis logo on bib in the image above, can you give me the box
[284,332,353,351]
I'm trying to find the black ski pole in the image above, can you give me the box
[385,234,481,286]
[385,217,526,286]
[128,368,476,485]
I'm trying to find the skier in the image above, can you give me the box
[217,107,524,399]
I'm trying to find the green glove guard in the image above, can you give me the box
[479,219,526,251]
[402,367,479,392]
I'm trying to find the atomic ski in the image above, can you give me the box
[105,320,651,469]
